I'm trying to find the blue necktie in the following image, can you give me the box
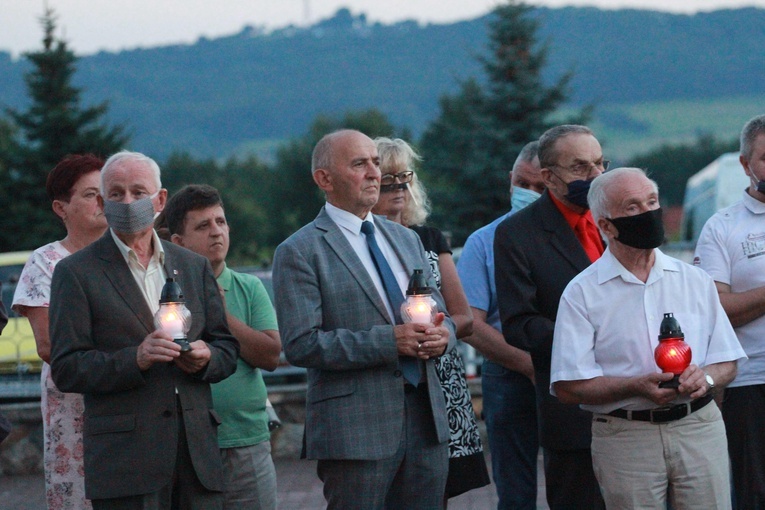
[361,221,421,386]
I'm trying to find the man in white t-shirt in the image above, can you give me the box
[552,167,745,509]
[694,113,765,509]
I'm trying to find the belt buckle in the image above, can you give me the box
[649,403,689,423]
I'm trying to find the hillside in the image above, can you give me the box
[1,6,763,160]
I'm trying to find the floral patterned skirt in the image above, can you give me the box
[41,363,92,510]
[434,348,491,497]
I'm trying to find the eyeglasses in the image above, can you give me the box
[549,159,610,178]
[380,171,414,186]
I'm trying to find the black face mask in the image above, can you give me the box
[564,178,594,209]
[380,182,407,193]
[607,208,665,249]
[752,176,765,194]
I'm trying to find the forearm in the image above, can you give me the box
[226,313,281,371]
[462,310,534,379]
[703,361,737,388]
[717,284,765,327]
[26,307,51,363]
[554,376,644,405]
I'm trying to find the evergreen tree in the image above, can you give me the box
[0,8,127,251]
[420,1,587,244]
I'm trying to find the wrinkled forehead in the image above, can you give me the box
[102,161,159,193]
[333,132,377,164]
[609,173,657,205]
[553,133,602,163]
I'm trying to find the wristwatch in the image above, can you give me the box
[704,371,716,391]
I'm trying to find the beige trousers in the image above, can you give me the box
[591,401,731,510]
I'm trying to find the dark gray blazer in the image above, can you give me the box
[272,208,455,460]
[49,231,239,500]
[495,191,595,451]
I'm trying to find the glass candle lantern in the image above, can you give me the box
[400,269,437,324]
[654,312,692,389]
[154,277,192,352]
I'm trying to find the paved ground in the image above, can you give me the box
[0,452,548,509]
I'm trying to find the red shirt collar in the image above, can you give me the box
[548,192,597,230]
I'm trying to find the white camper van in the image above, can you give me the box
[681,153,749,245]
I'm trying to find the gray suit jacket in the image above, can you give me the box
[49,231,239,500]
[272,208,455,460]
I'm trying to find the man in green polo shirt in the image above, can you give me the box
[163,184,282,510]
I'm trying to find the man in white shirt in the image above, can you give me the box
[694,113,765,508]
[551,167,745,509]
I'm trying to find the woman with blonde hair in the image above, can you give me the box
[372,137,490,503]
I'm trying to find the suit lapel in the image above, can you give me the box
[538,193,592,272]
[96,232,157,333]
[315,209,392,323]
[375,217,417,276]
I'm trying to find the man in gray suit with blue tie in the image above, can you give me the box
[272,129,456,509]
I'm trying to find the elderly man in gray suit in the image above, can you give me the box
[49,151,239,509]
[272,129,456,509]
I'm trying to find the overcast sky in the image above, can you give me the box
[2,0,763,57]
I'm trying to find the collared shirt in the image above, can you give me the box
[213,264,278,448]
[456,212,512,331]
[695,189,765,387]
[110,229,167,315]
[551,247,745,414]
[324,202,409,322]
[549,192,604,262]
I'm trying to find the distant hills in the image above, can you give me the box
[1,6,763,161]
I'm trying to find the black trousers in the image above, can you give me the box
[543,447,604,510]
[724,384,765,510]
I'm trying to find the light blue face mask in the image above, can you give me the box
[511,186,542,212]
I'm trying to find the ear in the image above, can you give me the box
[52,200,67,221]
[155,188,168,213]
[598,217,617,241]
[540,168,556,189]
[313,169,332,193]
[170,233,184,247]
[741,154,752,177]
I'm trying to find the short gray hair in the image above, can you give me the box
[741,114,765,162]
[513,141,539,172]
[588,167,658,223]
[101,151,161,195]
[374,137,431,226]
[538,125,593,169]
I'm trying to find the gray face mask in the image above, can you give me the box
[103,191,158,234]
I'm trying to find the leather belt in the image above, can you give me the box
[606,394,714,423]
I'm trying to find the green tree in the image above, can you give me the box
[0,8,127,251]
[627,133,739,207]
[161,152,275,265]
[420,1,587,244]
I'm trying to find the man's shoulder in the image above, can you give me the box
[226,267,264,287]
[57,234,107,270]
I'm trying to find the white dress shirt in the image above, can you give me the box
[324,202,409,322]
[551,247,745,414]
